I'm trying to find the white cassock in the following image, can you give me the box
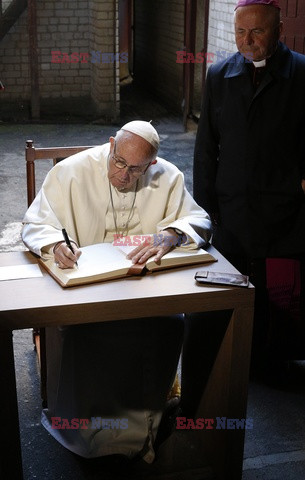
[22,144,211,462]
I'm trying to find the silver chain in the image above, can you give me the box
[108,180,138,237]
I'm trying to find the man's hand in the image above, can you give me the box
[53,242,82,269]
[126,230,181,265]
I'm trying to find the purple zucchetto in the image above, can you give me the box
[235,0,280,9]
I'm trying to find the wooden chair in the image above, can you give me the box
[25,139,96,405]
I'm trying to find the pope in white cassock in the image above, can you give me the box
[22,121,211,463]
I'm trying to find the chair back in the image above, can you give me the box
[25,140,96,206]
[25,139,97,407]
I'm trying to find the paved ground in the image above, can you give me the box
[1,100,305,479]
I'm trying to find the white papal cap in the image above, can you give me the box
[121,120,160,151]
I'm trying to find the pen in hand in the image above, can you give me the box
[62,228,78,266]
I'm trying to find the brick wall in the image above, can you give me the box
[193,2,206,113]
[192,0,237,112]
[0,0,119,119]
[132,0,236,116]
[207,0,236,62]
[0,0,238,120]
[0,9,31,104]
[40,1,91,100]
[134,0,184,113]
[90,0,119,120]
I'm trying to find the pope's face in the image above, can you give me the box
[107,134,156,191]
[234,5,283,62]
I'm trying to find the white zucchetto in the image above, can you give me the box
[121,121,160,151]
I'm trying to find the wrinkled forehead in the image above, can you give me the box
[114,131,157,164]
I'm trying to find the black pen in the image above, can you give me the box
[62,228,78,266]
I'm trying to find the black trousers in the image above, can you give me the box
[181,253,305,417]
[224,253,305,361]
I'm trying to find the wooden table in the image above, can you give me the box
[0,247,254,479]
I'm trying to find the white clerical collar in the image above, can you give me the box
[253,59,266,68]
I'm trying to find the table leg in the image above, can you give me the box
[195,306,254,480]
[0,329,23,479]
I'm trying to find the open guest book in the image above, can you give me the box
[39,237,217,287]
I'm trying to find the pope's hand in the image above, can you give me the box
[53,242,82,269]
[126,230,182,265]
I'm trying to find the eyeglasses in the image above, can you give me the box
[111,140,151,176]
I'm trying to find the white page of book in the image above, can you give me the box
[60,243,132,280]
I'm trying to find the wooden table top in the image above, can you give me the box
[0,247,254,330]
